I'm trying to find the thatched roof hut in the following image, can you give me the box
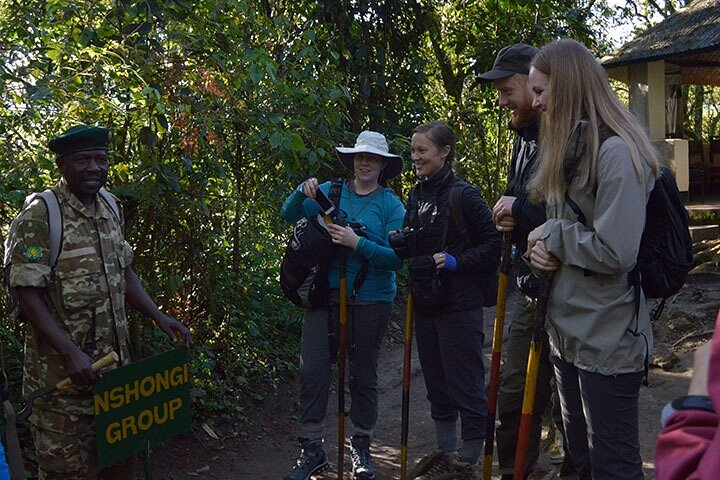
[603,0,720,86]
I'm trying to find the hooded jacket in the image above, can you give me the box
[505,117,546,254]
[538,135,655,375]
[404,164,501,312]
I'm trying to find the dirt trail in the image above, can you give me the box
[142,272,720,480]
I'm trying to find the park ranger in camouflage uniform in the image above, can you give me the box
[7,124,191,480]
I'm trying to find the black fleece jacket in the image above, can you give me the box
[404,164,502,312]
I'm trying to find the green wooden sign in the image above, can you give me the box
[93,348,192,468]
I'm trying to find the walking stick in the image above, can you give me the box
[513,271,553,480]
[337,246,348,480]
[399,292,414,480]
[483,232,512,480]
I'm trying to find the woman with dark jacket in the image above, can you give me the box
[395,121,501,479]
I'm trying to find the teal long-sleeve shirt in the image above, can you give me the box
[280,180,404,303]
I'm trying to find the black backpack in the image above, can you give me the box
[566,165,694,319]
[447,183,499,307]
[279,180,343,308]
[631,166,694,312]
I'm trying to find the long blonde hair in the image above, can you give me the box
[527,39,659,205]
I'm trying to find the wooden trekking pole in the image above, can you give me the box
[513,271,553,480]
[483,232,513,480]
[399,292,414,480]
[337,246,348,480]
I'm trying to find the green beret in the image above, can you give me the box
[48,125,110,157]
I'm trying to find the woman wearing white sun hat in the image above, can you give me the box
[281,130,405,480]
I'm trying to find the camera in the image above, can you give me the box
[389,227,420,259]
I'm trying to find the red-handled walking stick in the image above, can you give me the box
[483,232,512,480]
[513,271,553,480]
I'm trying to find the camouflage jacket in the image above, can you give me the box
[8,178,134,416]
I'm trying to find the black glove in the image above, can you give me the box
[515,257,540,299]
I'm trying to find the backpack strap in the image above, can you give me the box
[564,192,586,226]
[406,186,419,228]
[564,169,593,280]
[351,261,369,300]
[328,178,371,299]
[447,183,472,249]
[98,188,120,222]
[328,178,343,220]
[23,190,63,268]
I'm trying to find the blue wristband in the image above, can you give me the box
[443,252,457,272]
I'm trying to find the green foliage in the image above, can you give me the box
[1,0,712,420]
[684,85,720,141]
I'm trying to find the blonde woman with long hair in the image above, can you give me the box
[525,39,659,480]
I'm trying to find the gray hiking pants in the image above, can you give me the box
[496,294,567,477]
[298,303,390,440]
[553,357,644,480]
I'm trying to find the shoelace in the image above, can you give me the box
[352,447,373,472]
[293,448,319,470]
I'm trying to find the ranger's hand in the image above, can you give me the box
[62,348,97,386]
[155,314,192,348]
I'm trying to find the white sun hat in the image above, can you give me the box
[335,131,404,180]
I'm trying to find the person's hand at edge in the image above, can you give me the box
[688,341,712,396]
[302,178,319,199]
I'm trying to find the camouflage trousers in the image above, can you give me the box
[30,409,98,480]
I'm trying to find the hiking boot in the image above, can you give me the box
[283,438,329,480]
[451,459,482,480]
[350,434,375,479]
[411,450,458,479]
